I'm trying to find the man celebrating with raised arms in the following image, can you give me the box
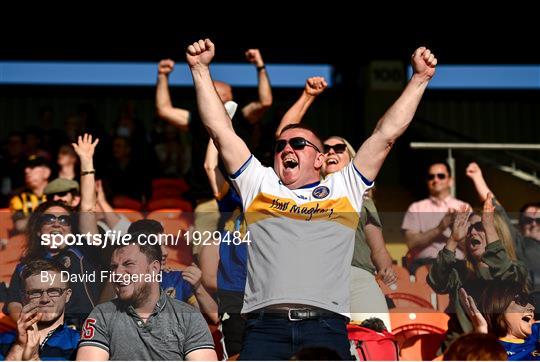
[186,38,436,360]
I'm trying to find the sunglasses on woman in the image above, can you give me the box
[323,143,347,154]
[514,293,534,308]
[41,214,71,227]
[274,137,320,153]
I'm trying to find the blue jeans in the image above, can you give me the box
[239,312,352,360]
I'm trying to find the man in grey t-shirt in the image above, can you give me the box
[76,237,216,360]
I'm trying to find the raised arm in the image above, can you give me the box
[275,76,328,137]
[242,49,273,124]
[466,162,493,202]
[355,47,437,181]
[73,134,99,236]
[156,59,190,128]
[182,263,219,324]
[187,39,250,174]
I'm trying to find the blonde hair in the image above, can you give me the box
[466,210,517,272]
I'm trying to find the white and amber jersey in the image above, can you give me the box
[230,155,373,314]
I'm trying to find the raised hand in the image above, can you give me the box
[439,208,456,233]
[183,263,203,290]
[305,77,328,97]
[22,323,40,361]
[158,59,175,76]
[186,39,215,69]
[459,288,488,333]
[466,162,483,181]
[482,193,499,243]
[448,206,470,249]
[16,303,41,347]
[411,47,437,80]
[72,133,99,163]
[245,49,264,67]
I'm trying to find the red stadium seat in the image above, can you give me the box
[390,307,449,361]
[146,209,193,269]
[152,178,190,195]
[0,208,14,240]
[378,265,435,309]
[112,208,144,222]
[146,198,193,212]
[0,234,26,284]
[0,312,16,333]
[113,196,143,211]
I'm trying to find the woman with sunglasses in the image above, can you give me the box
[428,193,528,352]
[4,201,103,329]
[320,136,397,330]
[461,280,538,360]
[467,161,540,316]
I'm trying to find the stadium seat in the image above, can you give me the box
[146,198,193,212]
[146,209,193,269]
[0,208,13,240]
[112,208,144,222]
[0,234,26,284]
[0,312,16,333]
[152,178,190,195]
[390,307,449,361]
[113,196,143,211]
[378,265,435,309]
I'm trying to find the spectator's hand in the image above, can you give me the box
[378,267,398,286]
[459,288,488,334]
[466,162,483,181]
[245,49,264,68]
[411,47,437,80]
[16,303,41,347]
[482,193,498,242]
[186,39,215,69]
[158,59,175,75]
[72,133,99,163]
[449,206,469,245]
[438,208,456,233]
[183,263,202,290]
[305,77,328,96]
[22,323,40,361]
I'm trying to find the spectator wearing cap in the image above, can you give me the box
[9,155,51,232]
[44,178,81,208]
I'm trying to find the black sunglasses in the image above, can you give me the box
[514,293,534,308]
[41,214,71,227]
[427,173,447,181]
[323,143,347,154]
[521,216,540,226]
[274,137,320,153]
[467,221,484,234]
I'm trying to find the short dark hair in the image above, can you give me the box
[519,202,540,225]
[119,219,163,264]
[427,161,451,176]
[21,259,66,287]
[278,124,323,148]
[443,332,507,361]
[480,280,529,338]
